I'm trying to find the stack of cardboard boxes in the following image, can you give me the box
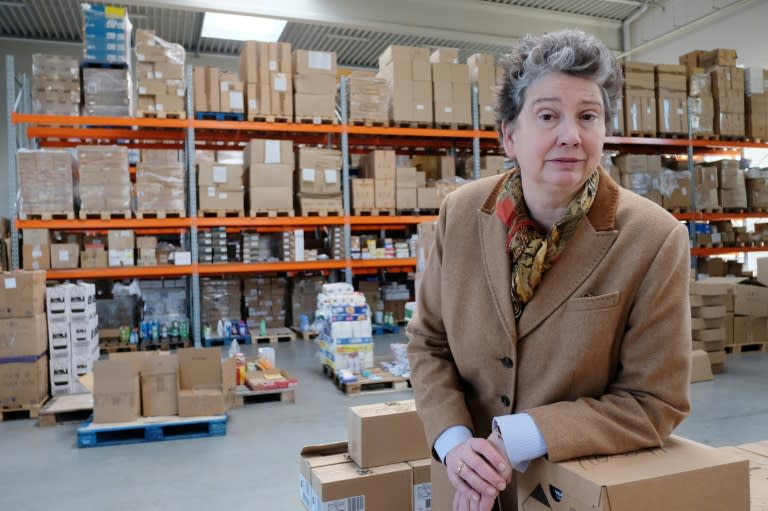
[81,66,132,117]
[47,282,99,396]
[77,145,131,216]
[198,227,228,264]
[81,3,131,64]
[377,45,433,126]
[694,165,721,210]
[296,148,343,214]
[395,167,420,210]
[430,49,471,127]
[22,229,50,271]
[244,276,287,330]
[623,62,657,136]
[193,67,244,116]
[31,54,80,116]
[714,159,748,210]
[327,226,345,260]
[300,400,431,511]
[135,29,186,118]
[16,149,76,220]
[135,150,185,216]
[0,271,48,409]
[244,139,295,214]
[746,168,768,209]
[239,41,293,121]
[200,278,242,330]
[615,154,663,206]
[137,236,158,266]
[291,276,325,328]
[701,49,746,138]
[108,229,134,267]
[660,168,692,211]
[655,64,688,136]
[686,66,715,137]
[197,161,244,214]
[745,66,768,140]
[689,280,729,374]
[293,50,337,121]
[347,71,389,125]
[467,53,497,129]
[360,150,396,211]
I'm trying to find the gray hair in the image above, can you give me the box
[495,29,623,135]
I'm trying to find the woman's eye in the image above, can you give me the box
[581,113,599,121]
[539,113,554,121]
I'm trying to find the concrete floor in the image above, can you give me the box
[1,336,767,511]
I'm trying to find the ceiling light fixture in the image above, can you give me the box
[201,12,287,42]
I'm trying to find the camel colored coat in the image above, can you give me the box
[407,167,692,510]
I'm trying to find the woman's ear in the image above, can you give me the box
[501,121,515,159]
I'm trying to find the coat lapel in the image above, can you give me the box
[478,210,517,344]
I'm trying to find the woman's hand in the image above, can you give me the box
[446,437,511,506]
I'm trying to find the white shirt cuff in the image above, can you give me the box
[434,425,473,464]
[492,413,548,472]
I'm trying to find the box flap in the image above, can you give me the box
[94,359,138,393]
[301,441,349,457]
[178,347,221,389]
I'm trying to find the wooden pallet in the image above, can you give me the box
[396,208,439,216]
[247,114,291,123]
[324,366,410,396]
[77,415,227,448]
[295,116,338,125]
[480,124,496,131]
[667,208,693,214]
[198,209,245,218]
[350,119,390,127]
[134,210,186,219]
[658,132,688,139]
[353,208,395,216]
[79,210,132,220]
[300,209,343,217]
[37,393,93,427]
[233,384,295,406]
[0,396,48,421]
[290,326,320,342]
[717,135,747,142]
[248,209,295,218]
[140,339,191,351]
[693,133,718,140]
[724,343,767,354]
[19,211,75,220]
[391,121,432,129]
[201,335,252,348]
[136,111,187,120]
[435,123,472,131]
[99,339,139,355]
[253,327,297,344]
[626,132,657,138]
[195,111,244,121]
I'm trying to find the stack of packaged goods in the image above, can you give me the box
[81,3,131,64]
[22,229,50,271]
[291,275,325,329]
[135,29,186,118]
[77,145,131,217]
[50,231,81,270]
[377,45,433,126]
[293,50,338,122]
[347,70,389,125]
[47,282,99,396]
[655,64,689,136]
[200,277,242,334]
[239,41,293,121]
[316,283,373,373]
[467,53,497,130]
[660,166,692,211]
[244,276,288,331]
[702,49,745,138]
[479,155,507,179]
[244,139,295,215]
[242,232,274,263]
[430,48,471,127]
[713,159,748,210]
[381,282,411,323]
[360,149,396,212]
[296,148,343,214]
[81,64,132,116]
[328,226,344,260]
[693,164,721,211]
[136,236,157,266]
[351,176,374,213]
[395,166,418,210]
[0,271,49,407]
[139,279,189,345]
[622,62,656,136]
[16,149,76,220]
[81,233,107,268]
[689,280,729,375]
[197,161,244,214]
[136,149,185,217]
[199,227,228,264]
[107,229,134,267]
[680,52,716,137]
[31,54,80,116]
[746,166,768,210]
[745,67,768,140]
[192,67,244,117]
[615,154,663,206]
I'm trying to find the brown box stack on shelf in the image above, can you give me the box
[699,49,745,137]
[395,167,418,210]
[622,61,656,136]
[615,154,663,206]
[31,54,80,116]
[22,229,50,271]
[347,71,389,124]
[198,161,244,213]
[82,66,132,117]
[693,165,720,210]
[192,67,244,115]
[745,168,768,209]
[710,160,747,210]
[467,53,497,129]
[244,139,294,213]
[135,29,186,118]
[293,49,337,121]
[136,236,157,266]
[377,45,433,126]
[239,41,293,121]
[107,229,134,267]
[136,149,185,216]
[77,145,131,215]
[351,178,375,211]
[690,280,729,373]
[0,271,48,409]
[745,67,768,140]
[660,168,692,211]
[291,275,324,327]
[360,149,396,210]
[328,226,345,260]
[16,149,76,220]
[687,68,715,137]
[201,277,242,328]
[198,227,228,264]
[655,64,688,136]
[296,148,343,214]
[244,276,287,330]
[431,49,471,127]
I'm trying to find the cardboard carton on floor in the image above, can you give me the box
[92,356,140,423]
[348,399,430,468]
[690,349,714,383]
[408,459,432,511]
[141,352,178,417]
[299,441,349,510]
[311,461,412,511]
[516,435,749,511]
[0,354,48,407]
[177,347,235,417]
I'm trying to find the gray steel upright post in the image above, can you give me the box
[6,55,20,269]
[686,97,698,278]
[186,64,201,346]
[471,83,481,180]
[340,76,353,284]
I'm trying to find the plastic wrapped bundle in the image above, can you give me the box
[17,149,77,218]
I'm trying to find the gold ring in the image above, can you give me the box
[457,462,465,475]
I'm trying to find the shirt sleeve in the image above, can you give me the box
[434,425,473,464]
[493,413,549,472]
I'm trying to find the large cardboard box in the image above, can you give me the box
[244,139,294,166]
[198,162,243,191]
[517,435,749,511]
[691,349,714,383]
[199,189,245,211]
[696,277,768,317]
[93,358,141,423]
[348,399,430,468]
[408,459,432,511]
[299,441,349,510]
[50,243,80,269]
[0,314,47,358]
[22,243,50,271]
[141,352,178,417]
[0,270,46,319]
[352,179,375,210]
[249,187,293,211]
[0,354,48,407]
[177,347,235,417]
[311,461,412,511]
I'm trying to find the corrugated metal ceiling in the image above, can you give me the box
[480,0,644,22]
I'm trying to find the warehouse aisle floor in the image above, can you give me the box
[1,338,767,510]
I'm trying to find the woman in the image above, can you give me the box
[407,29,691,511]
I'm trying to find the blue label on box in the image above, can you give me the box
[330,314,369,322]
[330,336,374,346]
[330,305,368,315]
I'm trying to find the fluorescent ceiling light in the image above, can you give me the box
[201,12,287,41]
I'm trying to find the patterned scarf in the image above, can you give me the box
[495,169,599,319]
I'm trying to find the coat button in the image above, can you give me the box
[500,395,510,407]
[500,357,514,368]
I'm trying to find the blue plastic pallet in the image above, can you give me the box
[77,415,227,448]
[201,335,252,348]
[195,111,245,122]
[372,323,401,335]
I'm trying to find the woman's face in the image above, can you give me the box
[502,72,606,201]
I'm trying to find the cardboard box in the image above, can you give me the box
[50,243,79,269]
[141,352,178,417]
[517,435,749,511]
[93,357,141,423]
[294,93,336,118]
[199,189,245,211]
[697,277,768,317]
[417,187,440,209]
[245,139,294,166]
[352,179,375,209]
[396,188,418,210]
[311,461,412,511]
[198,162,243,191]
[0,354,48,407]
[299,441,349,510]
[374,179,396,209]
[249,187,293,211]
[177,347,235,417]
[293,49,337,75]
[80,249,107,268]
[408,459,432,511]
[0,314,47,358]
[0,271,46,319]
[22,243,50,271]
[691,349,714,383]
[348,399,430,468]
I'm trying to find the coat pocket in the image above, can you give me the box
[566,291,620,311]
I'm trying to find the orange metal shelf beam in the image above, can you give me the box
[197,260,349,274]
[17,218,193,230]
[13,113,189,129]
[691,246,768,257]
[350,258,416,269]
[676,212,768,222]
[45,265,194,280]
[605,135,767,150]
